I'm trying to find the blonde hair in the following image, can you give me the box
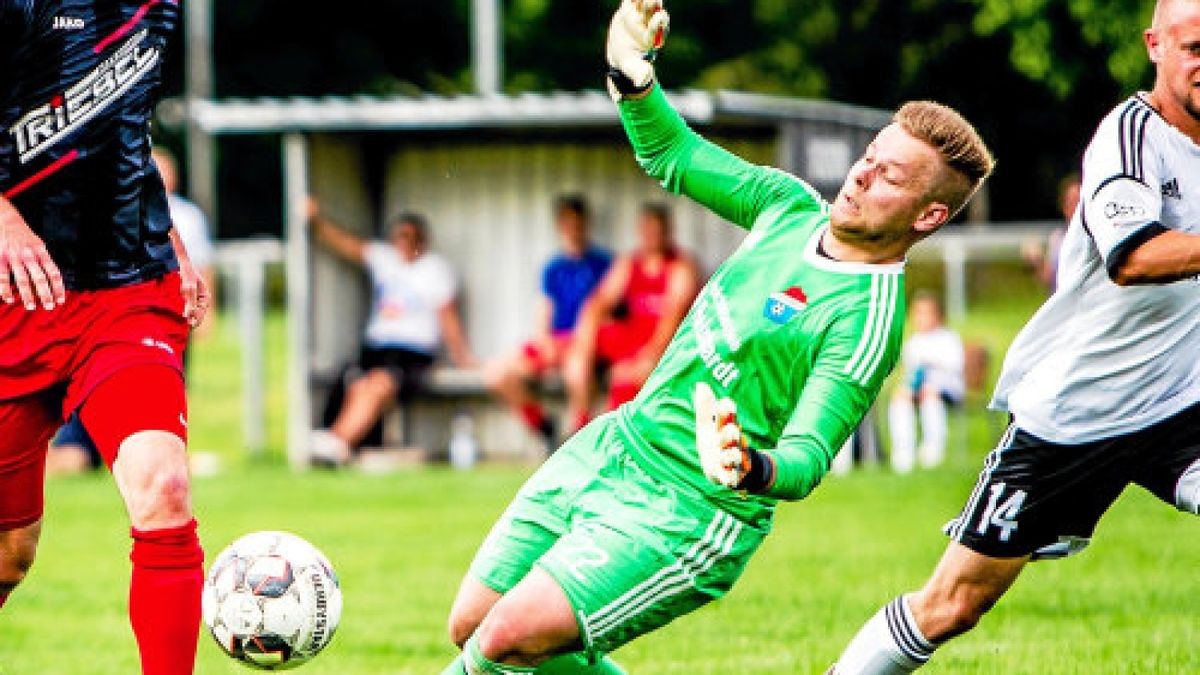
[893,101,995,217]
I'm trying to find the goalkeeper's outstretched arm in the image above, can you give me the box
[607,0,821,230]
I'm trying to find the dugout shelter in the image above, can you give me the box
[183,89,892,468]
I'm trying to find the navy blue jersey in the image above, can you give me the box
[0,0,180,289]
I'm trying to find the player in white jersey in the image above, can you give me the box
[832,1,1200,672]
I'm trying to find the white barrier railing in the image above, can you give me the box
[213,237,285,455]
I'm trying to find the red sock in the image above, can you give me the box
[572,410,591,433]
[519,402,546,432]
[130,519,204,675]
[607,380,641,409]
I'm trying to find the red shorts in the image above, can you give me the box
[521,332,574,374]
[595,320,653,364]
[0,273,189,530]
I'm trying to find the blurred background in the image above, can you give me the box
[7,2,1199,673]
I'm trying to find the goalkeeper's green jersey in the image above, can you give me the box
[615,85,906,526]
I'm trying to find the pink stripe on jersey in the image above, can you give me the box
[94,0,177,54]
[3,149,81,200]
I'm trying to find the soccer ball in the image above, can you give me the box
[202,531,343,670]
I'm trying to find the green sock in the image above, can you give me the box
[457,634,537,674]
[441,655,468,675]
[535,652,626,674]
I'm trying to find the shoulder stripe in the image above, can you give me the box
[843,276,882,379]
[1134,106,1151,182]
[1117,100,1152,183]
[1118,102,1132,178]
[852,274,900,384]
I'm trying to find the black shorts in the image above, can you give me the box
[357,345,435,401]
[945,403,1200,560]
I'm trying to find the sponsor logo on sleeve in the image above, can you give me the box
[1162,178,1182,201]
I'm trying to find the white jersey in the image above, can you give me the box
[168,194,214,270]
[902,327,965,401]
[361,243,457,354]
[992,94,1200,443]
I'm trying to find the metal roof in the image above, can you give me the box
[166,89,891,135]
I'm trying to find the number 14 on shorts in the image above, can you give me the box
[976,483,1027,542]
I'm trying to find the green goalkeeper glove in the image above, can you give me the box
[605,0,670,101]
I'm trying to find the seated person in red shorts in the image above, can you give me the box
[565,203,700,420]
[307,200,475,465]
[485,195,612,445]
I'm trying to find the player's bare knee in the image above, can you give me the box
[125,463,193,528]
[0,529,39,592]
[362,369,399,399]
[474,609,550,665]
[447,611,477,649]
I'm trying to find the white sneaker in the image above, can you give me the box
[309,429,350,467]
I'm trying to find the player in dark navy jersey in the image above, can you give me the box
[0,2,207,674]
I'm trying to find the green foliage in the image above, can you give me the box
[974,0,1154,96]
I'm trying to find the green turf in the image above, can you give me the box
[1,294,1196,673]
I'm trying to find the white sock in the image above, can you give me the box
[833,596,936,674]
[888,396,916,474]
[918,397,947,468]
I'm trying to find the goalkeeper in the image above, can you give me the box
[442,1,994,672]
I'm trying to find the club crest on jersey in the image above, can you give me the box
[763,287,807,324]
[8,29,160,164]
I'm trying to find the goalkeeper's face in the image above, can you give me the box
[829,124,948,249]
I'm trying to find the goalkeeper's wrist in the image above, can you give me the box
[737,448,775,494]
[607,67,655,99]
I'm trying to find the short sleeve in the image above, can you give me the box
[361,242,391,279]
[540,259,556,297]
[427,255,458,308]
[1080,101,1168,279]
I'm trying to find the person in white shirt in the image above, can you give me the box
[888,292,963,473]
[307,200,475,465]
[834,1,1200,671]
[152,147,217,336]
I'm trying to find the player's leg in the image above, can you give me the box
[833,425,1132,674]
[445,423,596,670]
[1131,402,1200,515]
[80,364,201,675]
[833,543,1027,674]
[888,390,917,473]
[328,367,399,449]
[0,393,60,608]
[485,342,555,443]
[561,346,595,433]
[0,521,41,608]
[916,387,948,468]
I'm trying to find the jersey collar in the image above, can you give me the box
[803,226,906,275]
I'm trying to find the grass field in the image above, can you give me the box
[1,280,1197,673]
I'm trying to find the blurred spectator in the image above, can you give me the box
[47,146,218,475]
[888,291,964,473]
[564,203,700,424]
[308,200,475,466]
[484,195,612,446]
[153,146,217,337]
[1021,172,1081,292]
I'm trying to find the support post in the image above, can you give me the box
[472,0,502,95]
[236,254,266,454]
[284,133,311,470]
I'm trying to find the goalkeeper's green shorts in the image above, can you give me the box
[468,412,766,658]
